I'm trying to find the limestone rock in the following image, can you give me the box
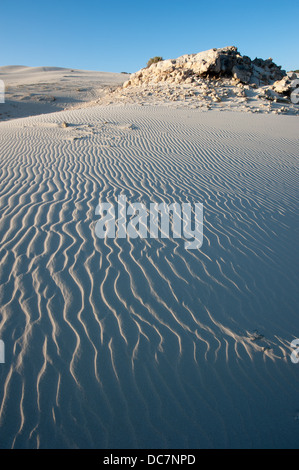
[287,71,298,80]
[124,46,287,89]
[272,76,293,95]
[232,65,252,84]
[96,46,298,116]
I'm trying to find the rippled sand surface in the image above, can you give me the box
[0,107,298,448]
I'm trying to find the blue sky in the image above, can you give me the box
[1,0,298,73]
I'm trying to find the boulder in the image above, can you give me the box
[273,77,293,95]
[287,71,297,80]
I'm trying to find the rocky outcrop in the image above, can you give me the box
[99,47,298,115]
[123,46,286,89]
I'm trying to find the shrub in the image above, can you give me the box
[146,56,163,68]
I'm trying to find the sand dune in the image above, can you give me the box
[0,104,298,448]
[0,66,127,121]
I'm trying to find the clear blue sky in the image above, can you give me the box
[1,0,298,73]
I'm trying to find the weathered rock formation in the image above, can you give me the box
[99,47,299,114]
[123,46,287,89]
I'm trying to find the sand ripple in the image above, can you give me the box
[0,107,298,448]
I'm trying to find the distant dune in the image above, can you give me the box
[0,65,127,120]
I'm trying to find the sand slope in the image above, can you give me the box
[0,106,298,448]
[0,66,127,121]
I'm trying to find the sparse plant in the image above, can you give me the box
[146,56,163,68]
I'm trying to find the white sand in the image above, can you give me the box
[0,65,127,120]
[0,72,298,449]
